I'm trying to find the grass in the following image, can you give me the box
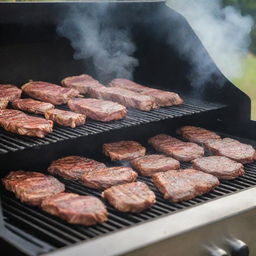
[232,53,256,120]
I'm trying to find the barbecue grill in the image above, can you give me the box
[1,1,256,256]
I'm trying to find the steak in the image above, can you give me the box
[61,74,104,94]
[12,98,55,115]
[152,169,220,202]
[0,84,22,102]
[68,98,127,122]
[102,181,156,212]
[41,193,108,225]
[103,140,146,161]
[89,86,158,111]
[22,81,80,105]
[192,156,245,179]
[130,154,180,176]
[80,167,138,190]
[205,138,256,164]
[0,109,53,138]
[44,108,86,128]
[0,99,8,109]
[2,171,65,206]
[2,170,45,192]
[177,126,221,144]
[48,156,106,180]
[148,134,204,162]
[109,78,183,106]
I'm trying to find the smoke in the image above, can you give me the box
[167,0,253,86]
[57,5,138,82]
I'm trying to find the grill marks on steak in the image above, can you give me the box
[0,109,53,138]
[205,138,256,164]
[48,156,106,180]
[22,81,80,105]
[45,108,86,128]
[68,98,127,122]
[102,182,156,212]
[148,134,204,162]
[12,98,55,115]
[2,171,65,206]
[41,192,108,225]
[103,140,146,161]
[61,74,104,94]
[89,86,158,111]
[130,154,180,176]
[0,84,22,102]
[80,167,138,190]
[192,156,245,179]
[152,169,220,202]
[109,78,183,107]
[177,126,221,144]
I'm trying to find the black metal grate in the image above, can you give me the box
[0,99,226,155]
[1,133,256,256]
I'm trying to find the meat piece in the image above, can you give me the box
[152,169,220,202]
[2,170,45,192]
[102,182,156,212]
[148,134,204,162]
[2,171,65,206]
[205,138,256,164]
[80,167,138,190]
[22,81,80,105]
[0,109,53,138]
[0,99,8,109]
[130,154,180,176]
[44,108,86,128]
[177,126,221,144]
[192,156,244,180]
[41,192,108,225]
[0,84,22,102]
[61,74,104,94]
[68,98,127,122]
[89,86,158,111]
[103,140,146,161]
[48,156,106,180]
[109,78,183,106]
[12,98,54,115]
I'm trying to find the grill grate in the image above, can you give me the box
[0,100,226,155]
[1,133,256,256]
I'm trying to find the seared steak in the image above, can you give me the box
[0,109,53,138]
[102,181,156,212]
[61,74,104,94]
[44,108,86,128]
[130,154,180,176]
[192,156,245,179]
[152,169,220,202]
[2,171,65,206]
[89,86,158,111]
[0,84,22,102]
[41,192,108,225]
[22,81,80,105]
[12,98,54,115]
[103,140,146,161]
[48,156,106,180]
[0,99,8,109]
[109,78,183,106]
[68,98,127,122]
[205,138,256,164]
[81,167,138,190]
[148,134,204,162]
[2,170,45,192]
[177,126,221,144]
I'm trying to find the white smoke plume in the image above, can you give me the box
[167,0,253,84]
[57,6,138,82]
